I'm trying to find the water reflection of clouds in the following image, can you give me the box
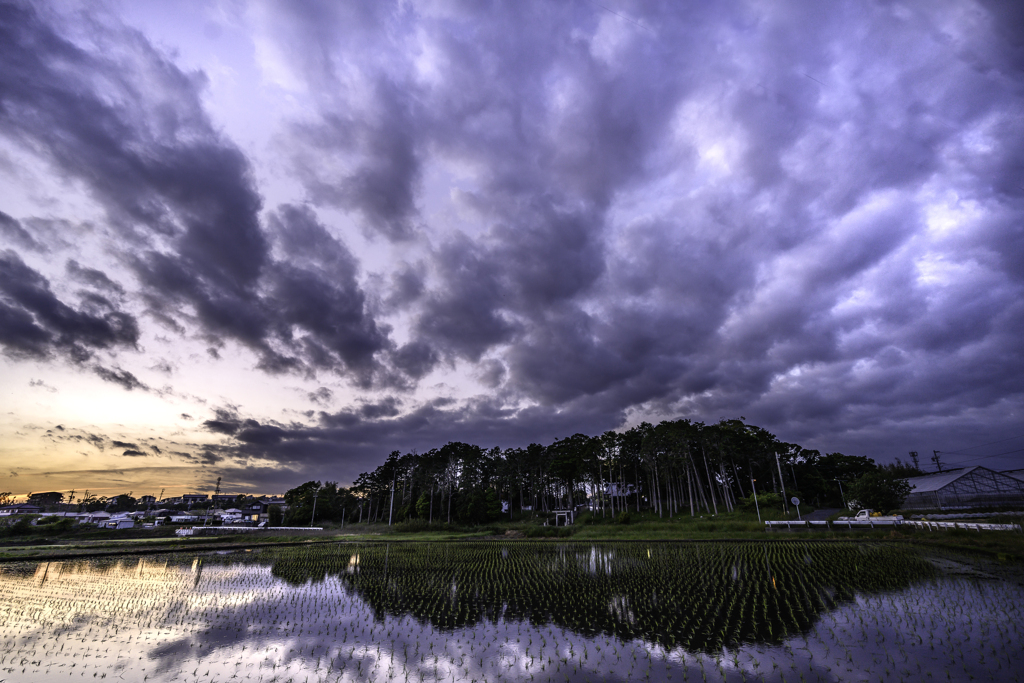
[2,549,1024,682]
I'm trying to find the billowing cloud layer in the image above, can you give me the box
[2,0,1023,491]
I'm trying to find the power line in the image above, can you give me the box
[584,0,655,34]
[942,447,1024,466]
[940,433,1024,455]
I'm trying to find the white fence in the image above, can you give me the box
[765,520,1021,532]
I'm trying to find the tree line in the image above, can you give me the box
[282,418,922,526]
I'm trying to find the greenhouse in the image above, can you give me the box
[902,466,1024,510]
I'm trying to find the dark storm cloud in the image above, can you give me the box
[28,378,57,392]
[93,365,147,391]
[203,414,241,435]
[307,387,332,406]
[296,82,421,241]
[0,2,394,385]
[3,0,1024,479]
[0,211,42,252]
[391,340,438,379]
[253,0,1024,464]
[121,449,146,457]
[234,419,288,446]
[65,260,125,297]
[194,396,630,488]
[264,204,389,381]
[0,250,139,361]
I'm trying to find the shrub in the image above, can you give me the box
[0,516,36,537]
[394,518,431,533]
[740,492,783,513]
[524,525,575,538]
[848,471,911,514]
[36,517,74,535]
[615,510,633,525]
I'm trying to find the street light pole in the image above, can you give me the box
[834,479,847,510]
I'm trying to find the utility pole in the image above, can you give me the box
[388,475,396,526]
[835,478,847,509]
[774,451,789,515]
[310,489,318,527]
[932,450,943,472]
[750,477,761,523]
[909,452,920,471]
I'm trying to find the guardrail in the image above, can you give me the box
[765,520,1021,532]
[902,520,1021,532]
[176,526,323,536]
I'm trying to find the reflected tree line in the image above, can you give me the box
[284,419,918,526]
[264,542,934,652]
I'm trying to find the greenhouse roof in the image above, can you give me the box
[904,467,976,493]
[1004,469,1024,483]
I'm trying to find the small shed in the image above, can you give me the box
[902,466,1024,510]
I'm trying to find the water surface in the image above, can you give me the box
[1,541,1020,682]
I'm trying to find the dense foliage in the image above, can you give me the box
[283,418,918,525]
[848,471,913,513]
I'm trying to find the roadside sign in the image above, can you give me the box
[791,497,800,506]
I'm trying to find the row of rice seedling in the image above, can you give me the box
[0,542,1019,682]
[246,541,935,652]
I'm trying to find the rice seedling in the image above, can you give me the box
[0,542,1021,682]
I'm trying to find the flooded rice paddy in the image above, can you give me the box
[1,541,1022,682]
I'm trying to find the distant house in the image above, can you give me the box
[28,492,64,506]
[138,495,156,505]
[212,494,239,504]
[0,503,43,516]
[182,493,209,505]
[80,511,111,524]
[252,497,287,523]
[902,466,1024,510]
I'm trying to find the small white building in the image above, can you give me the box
[104,519,135,529]
[80,511,112,524]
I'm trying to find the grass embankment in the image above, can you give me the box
[2,508,1022,563]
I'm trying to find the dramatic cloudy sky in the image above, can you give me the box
[2,0,1023,498]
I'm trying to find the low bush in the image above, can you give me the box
[524,525,575,538]
[393,518,432,533]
